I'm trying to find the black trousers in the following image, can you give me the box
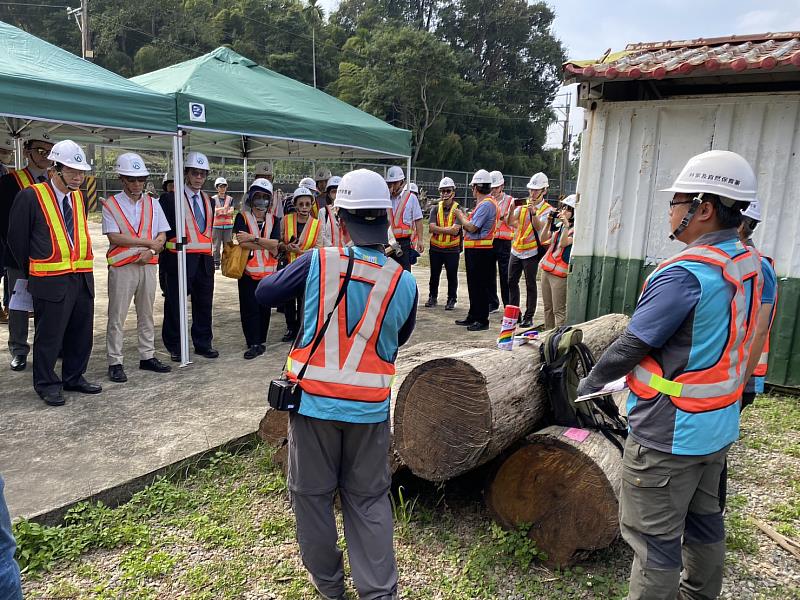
[508,254,539,321]
[162,255,215,353]
[489,238,511,308]
[32,274,93,395]
[284,295,303,333]
[391,237,412,272]
[428,249,460,301]
[238,274,271,347]
[464,248,496,325]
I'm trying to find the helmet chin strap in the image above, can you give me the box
[669,193,704,241]
[56,169,80,191]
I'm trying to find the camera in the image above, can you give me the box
[268,378,301,412]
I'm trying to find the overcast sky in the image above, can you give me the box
[317,0,800,150]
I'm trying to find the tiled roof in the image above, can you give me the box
[564,32,800,82]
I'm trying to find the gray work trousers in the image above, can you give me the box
[288,412,397,600]
[212,228,232,265]
[621,436,729,600]
[5,268,30,357]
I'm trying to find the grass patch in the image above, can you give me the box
[740,394,800,456]
[725,494,759,555]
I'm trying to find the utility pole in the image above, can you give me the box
[66,0,93,60]
[559,92,572,199]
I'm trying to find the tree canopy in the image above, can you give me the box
[1,0,566,172]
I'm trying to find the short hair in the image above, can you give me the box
[474,183,492,195]
[704,194,744,229]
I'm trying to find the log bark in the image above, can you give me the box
[485,425,623,567]
[392,314,629,481]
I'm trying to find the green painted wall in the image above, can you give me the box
[567,255,800,388]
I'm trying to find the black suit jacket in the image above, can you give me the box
[7,183,94,302]
[158,191,214,279]
[0,172,24,269]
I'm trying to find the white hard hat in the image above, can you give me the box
[661,150,757,204]
[384,166,405,183]
[253,162,273,176]
[438,177,456,189]
[250,178,273,194]
[490,170,505,187]
[315,167,332,181]
[299,177,317,190]
[334,169,392,210]
[162,172,173,184]
[561,194,577,209]
[407,182,419,194]
[214,177,228,187]
[293,186,315,200]
[48,140,91,171]
[326,175,342,189]
[20,126,54,144]
[742,199,761,221]
[470,169,492,185]
[185,151,210,171]
[115,152,150,177]
[527,172,549,190]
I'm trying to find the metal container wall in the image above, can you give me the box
[567,93,800,386]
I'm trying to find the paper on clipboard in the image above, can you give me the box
[9,278,33,312]
[576,377,628,403]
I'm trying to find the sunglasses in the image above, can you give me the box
[251,192,272,201]
[31,147,51,156]
[186,169,207,177]
[123,176,148,183]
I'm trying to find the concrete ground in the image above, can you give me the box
[0,222,539,521]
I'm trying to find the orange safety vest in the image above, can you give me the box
[540,225,572,277]
[753,254,777,377]
[243,211,278,280]
[166,190,213,254]
[286,247,404,402]
[9,167,36,190]
[463,197,498,249]
[103,194,158,266]
[319,205,350,248]
[430,200,460,249]
[626,244,762,413]
[283,213,320,263]
[212,195,234,228]
[28,182,94,277]
[494,193,514,240]
[391,192,415,239]
[511,205,540,252]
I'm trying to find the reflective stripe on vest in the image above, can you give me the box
[10,167,35,190]
[430,200,460,249]
[540,226,571,277]
[28,183,94,276]
[754,254,777,377]
[494,193,514,240]
[320,206,350,248]
[626,243,763,413]
[165,191,213,254]
[212,195,234,228]
[243,211,277,280]
[286,248,404,402]
[391,192,414,238]
[463,197,498,249]
[284,213,320,263]
[511,205,539,252]
[104,194,158,266]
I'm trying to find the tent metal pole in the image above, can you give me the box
[13,136,23,170]
[172,132,191,367]
[406,156,412,183]
[243,157,248,194]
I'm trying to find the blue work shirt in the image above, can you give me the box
[746,252,777,394]
[256,247,418,423]
[463,199,497,242]
[625,230,759,456]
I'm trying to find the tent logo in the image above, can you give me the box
[189,102,206,123]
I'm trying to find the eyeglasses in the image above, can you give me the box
[296,202,312,209]
[669,199,695,208]
[122,176,148,183]
[186,169,207,177]
[31,147,51,156]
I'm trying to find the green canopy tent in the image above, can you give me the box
[0,21,203,364]
[131,47,412,165]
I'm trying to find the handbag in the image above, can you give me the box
[221,238,250,279]
[268,249,355,411]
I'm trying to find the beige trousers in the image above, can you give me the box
[540,269,568,330]
[106,263,158,365]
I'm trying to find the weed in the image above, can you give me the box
[725,495,759,554]
[391,485,419,536]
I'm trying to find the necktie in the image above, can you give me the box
[62,194,74,245]
[192,193,206,231]
[36,175,46,183]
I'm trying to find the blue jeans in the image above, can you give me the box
[0,477,22,600]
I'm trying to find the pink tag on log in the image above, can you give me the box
[563,427,590,442]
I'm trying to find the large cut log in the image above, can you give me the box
[392,313,629,481]
[485,425,623,567]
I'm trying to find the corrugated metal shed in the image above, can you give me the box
[565,51,800,386]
